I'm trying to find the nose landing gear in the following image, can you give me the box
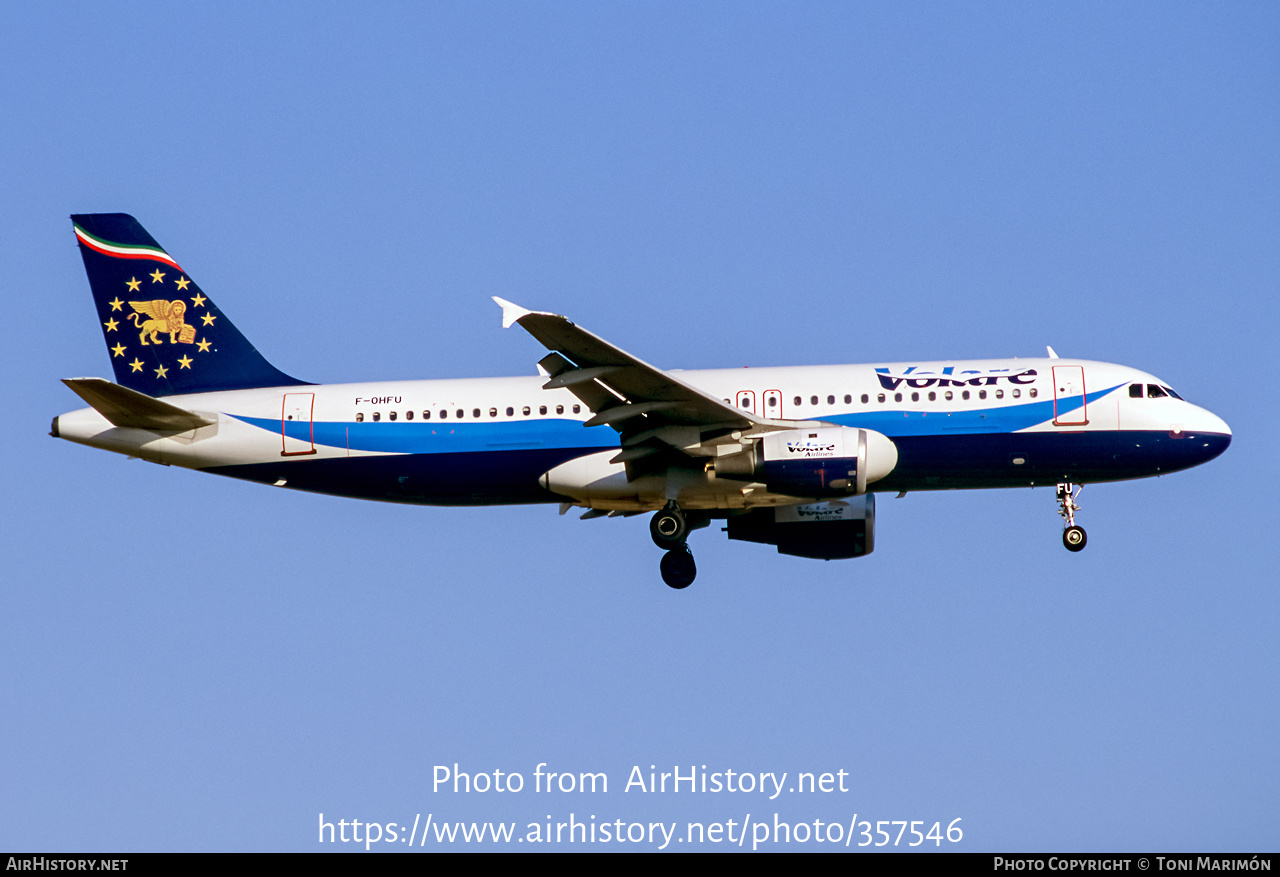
[1057,482,1087,552]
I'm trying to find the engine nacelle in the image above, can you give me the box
[716,426,897,498]
[726,496,876,560]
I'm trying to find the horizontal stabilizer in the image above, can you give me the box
[62,377,215,431]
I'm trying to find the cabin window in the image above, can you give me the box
[793,396,802,406]
[372,412,381,422]
[390,411,398,421]
[539,405,547,415]
[556,404,564,414]
[506,407,514,416]
[844,394,851,404]
[827,395,835,405]
[355,412,364,423]
[891,392,900,402]
[860,394,869,404]
[945,391,953,401]
[768,396,777,408]
[473,408,481,418]
[456,409,464,419]
[995,389,1004,399]
[1011,389,1020,399]
[877,393,885,403]
[810,395,818,405]
[1129,383,1144,398]
[978,390,987,400]
[911,392,919,402]
[423,410,431,420]
[928,391,936,401]
[406,410,413,420]
[439,410,447,419]
[573,404,581,414]
[1029,388,1038,398]
[489,408,498,417]
[522,406,531,416]
[962,390,970,400]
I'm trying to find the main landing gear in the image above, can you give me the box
[659,545,697,589]
[651,501,705,589]
[1057,482,1087,552]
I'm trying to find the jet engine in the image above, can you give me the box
[714,426,897,498]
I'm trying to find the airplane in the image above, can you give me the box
[53,213,1232,588]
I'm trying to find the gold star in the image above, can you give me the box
[190,292,207,308]
[111,343,126,358]
[109,297,124,311]
[125,278,141,292]
[201,312,217,326]
[155,364,168,378]
[175,277,191,291]
[177,355,193,369]
[196,338,211,352]
[103,318,119,332]
[129,358,144,373]
[150,269,165,283]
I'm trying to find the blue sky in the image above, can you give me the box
[3,2,1277,852]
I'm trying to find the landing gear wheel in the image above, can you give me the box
[650,502,688,549]
[1055,483,1087,552]
[660,546,696,589]
[1063,525,1087,552]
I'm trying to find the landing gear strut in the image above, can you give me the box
[1057,482,1087,552]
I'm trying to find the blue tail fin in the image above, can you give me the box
[71,213,307,396]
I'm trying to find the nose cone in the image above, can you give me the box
[1198,430,1231,463]
[1181,403,1231,464]
[1198,408,1231,438]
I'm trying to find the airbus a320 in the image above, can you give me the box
[53,214,1232,588]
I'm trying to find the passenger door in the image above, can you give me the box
[1052,366,1088,426]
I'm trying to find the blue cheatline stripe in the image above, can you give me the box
[232,384,1121,454]
[825,384,1122,437]
[232,415,622,454]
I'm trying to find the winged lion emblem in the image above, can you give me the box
[128,299,196,346]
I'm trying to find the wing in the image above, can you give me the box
[129,300,168,320]
[494,298,811,468]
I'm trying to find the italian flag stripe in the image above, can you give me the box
[74,224,183,270]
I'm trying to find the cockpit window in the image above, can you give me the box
[1147,384,1167,399]
[1129,383,1144,398]
[1163,386,1183,400]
